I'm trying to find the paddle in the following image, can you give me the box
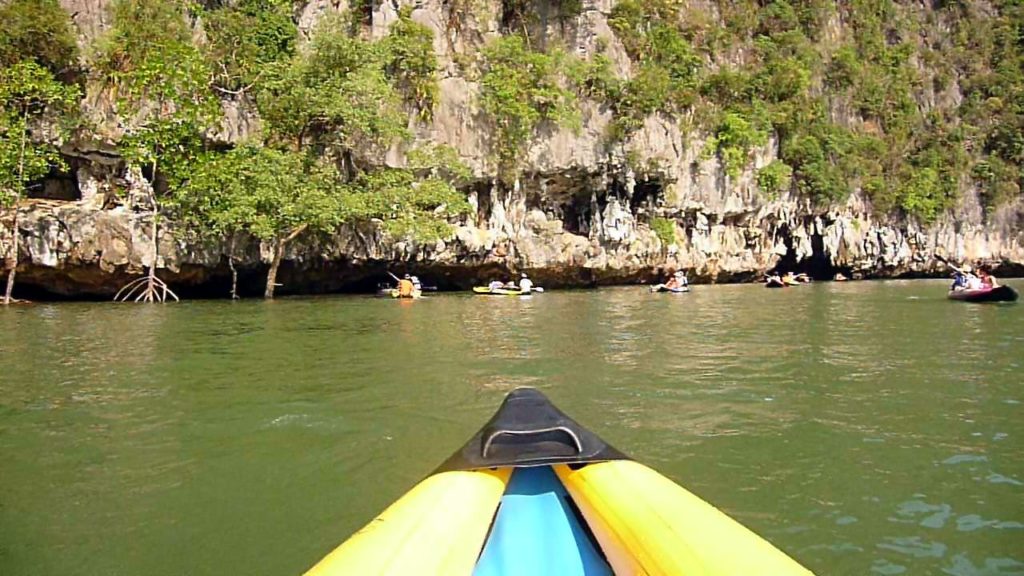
[935,254,970,278]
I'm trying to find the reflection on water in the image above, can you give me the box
[1,280,1022,575]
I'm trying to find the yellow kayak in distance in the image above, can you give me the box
[472,286,542,296]
[304,388,815,576]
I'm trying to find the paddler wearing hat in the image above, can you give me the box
[397,274,416,297]
[518,272,533,294]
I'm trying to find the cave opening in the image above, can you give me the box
[559,190,593,236]
[807,229,841,280]
[772,221,846,280]
[629,179,663,216]
[25,157,81,202]
[472,181,493,227]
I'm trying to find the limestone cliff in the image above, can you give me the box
[4,0,1022,298]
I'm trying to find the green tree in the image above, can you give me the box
[479,35,579,180]
[256,13,406,167]
[174,143,471,298]
[0,61,80,304]
[0,0,79,76]
[173,146,346,298]
[202,0,296,93]
[96,0,218,302]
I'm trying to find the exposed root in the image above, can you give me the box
[113,274,179,303]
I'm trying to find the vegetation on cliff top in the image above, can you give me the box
[597,0,1022,219]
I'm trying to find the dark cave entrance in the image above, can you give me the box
[25,157,81,201]
[772,221,844,280]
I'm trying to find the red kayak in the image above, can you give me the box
[947,285,1019,302]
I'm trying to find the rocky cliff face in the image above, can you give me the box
[4,0,1023,298]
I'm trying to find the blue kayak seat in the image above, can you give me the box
[473,466,612,576]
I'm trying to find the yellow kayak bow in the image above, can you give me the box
[305,388,815,576]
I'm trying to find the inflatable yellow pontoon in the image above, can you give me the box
[304,388,815,576]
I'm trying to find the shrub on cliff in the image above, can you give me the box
[203,0,297,94]
[0,61,80,304]
[256,12,407,162]
[756,161,793,198]
[479,35,579,181]
[0,0,79,77]
[383,8,440,121]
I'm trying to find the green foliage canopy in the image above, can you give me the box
[202,0,297,92]
[256,13,407,157]
[0,0,79,76]
[95,0,218,187]
[0,61,81,206]
[174,145,346,241]
[479,35,579,179]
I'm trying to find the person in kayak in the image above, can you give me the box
[410,275,422,291]
[519,273,533,294]
[951,269,967,290]
[487,279,505,291]
[978,268,998,289]
[964,266,983,290]
[662,272,684,290]
[397,274,416,297]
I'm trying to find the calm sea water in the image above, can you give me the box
[1,280,1022,575]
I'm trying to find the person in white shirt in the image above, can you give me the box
[519,273,533,294]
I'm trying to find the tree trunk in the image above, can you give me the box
[3,107,28,305]
[227,236,239,300]
[264,237,284,299]
[263,225,308,300]
[229,256,238,300]
[146,157,159,298]
[3,208,18,305]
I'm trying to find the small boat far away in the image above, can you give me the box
[650,285,690,293]
[472,286,543,296]
[303,388,815,576]
[947,284,1019,303]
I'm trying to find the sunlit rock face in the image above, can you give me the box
[4,0,1022,298]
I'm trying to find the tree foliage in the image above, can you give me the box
[383,8,440,120]
[479,35,579,179]
[174,145,345,241]
[256,12,407,158]
[593,0,1023,219]
[0,0,80,77]
[0,61,81,207]
[96,0,218,186]
[1,60,80,303]
[202,0,297,93]
[756,160,793,198]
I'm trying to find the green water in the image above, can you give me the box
[1,281,1022,575]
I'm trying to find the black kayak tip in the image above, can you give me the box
[436,387,628,472]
